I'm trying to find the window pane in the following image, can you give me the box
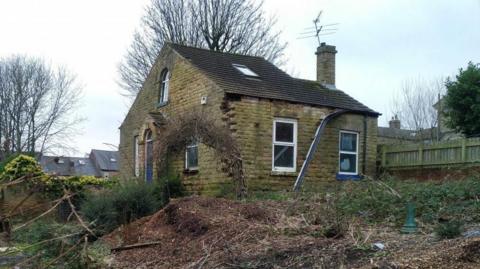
[274,145,294,168]
[275,122,294,142]
[187,146,198,169]
[340,153,357,173]
[340,133,357,152]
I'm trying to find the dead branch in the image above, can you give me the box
[12,194,67,232]
[111,241,163,252]
[65,190,96,236]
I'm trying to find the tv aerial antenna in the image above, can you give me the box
[297,11,339,45]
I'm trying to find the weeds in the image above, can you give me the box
[435,220,464,239]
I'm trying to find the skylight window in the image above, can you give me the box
[232,64,259,77]
[110,158,117,162]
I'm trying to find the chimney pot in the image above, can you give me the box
[389,115,401,129]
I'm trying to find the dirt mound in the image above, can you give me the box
[104,196,480,269]
[104,196,288,268]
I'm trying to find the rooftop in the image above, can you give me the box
[168,43,380,116]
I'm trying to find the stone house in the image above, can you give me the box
[119,43,380,194]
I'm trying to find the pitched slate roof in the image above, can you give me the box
[90,149,119,172]
[168,43,379,116]
[39,156,100,177]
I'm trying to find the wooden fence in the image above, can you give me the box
[379,137,480,169]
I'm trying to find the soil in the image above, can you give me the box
[103,196,480,269]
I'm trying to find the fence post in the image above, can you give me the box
[461,139,466,161]
[418,145,423,166]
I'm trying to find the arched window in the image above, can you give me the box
[145,130,153,183]
[159,69,170,104]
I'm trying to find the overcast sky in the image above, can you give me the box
[0,0,479,156]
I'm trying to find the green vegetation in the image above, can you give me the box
[335,178,480,225]
[444,62,480,136]
[434,220,464,239]
[81,179,184,235]
[0,154,112,199]
[252,178,480,229]
[12,219,109,268]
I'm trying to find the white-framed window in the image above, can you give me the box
[134,136,139,177]
[185,142,198,170]
[339,131,359,175]
[272,118,297,172]
[159,69,170,104]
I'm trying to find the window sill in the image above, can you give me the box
[336,173,362,181]
[271,171,297,177]
[183,168,199,175]
[156,101,169,108]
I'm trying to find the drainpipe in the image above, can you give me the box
[293,109,349,192]
[362,114,368,175]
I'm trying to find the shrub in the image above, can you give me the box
[0,154,46,181]
[81,180,166,235]
[435,220,464,239]
[158,174,185,201]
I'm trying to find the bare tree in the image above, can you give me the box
[0,55,83,158]
[390,77,446,140]
[119,0,287,97]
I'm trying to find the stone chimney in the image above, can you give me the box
[389,115,401,129]
[316,42,337,87]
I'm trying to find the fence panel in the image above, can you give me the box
[380,138,480,169]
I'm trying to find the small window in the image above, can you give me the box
[159,69,170,104]
[339,131,359,175]
[185,142,198,170]
[134,136,139,177]
[110,158,116,162]
[232,64,259,77]
[272,119,297,172]
[78,160,86,165]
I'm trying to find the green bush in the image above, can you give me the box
[435,220,464,239]
[158,174,185,200]
[81,180,167,235]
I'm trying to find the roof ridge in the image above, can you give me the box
[167,42,265,60]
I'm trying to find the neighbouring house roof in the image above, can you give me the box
[378,127,418,140]
[39,156,100,177]
[378,126,443,142]
[38,149,119,177]
[168,43,380,116]
[90,149,119,172]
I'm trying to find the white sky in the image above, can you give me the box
[0,0,479,155]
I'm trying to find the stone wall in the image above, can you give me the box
[119,46,379,195]
[225,95,378,192]
[119,46,231,195]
